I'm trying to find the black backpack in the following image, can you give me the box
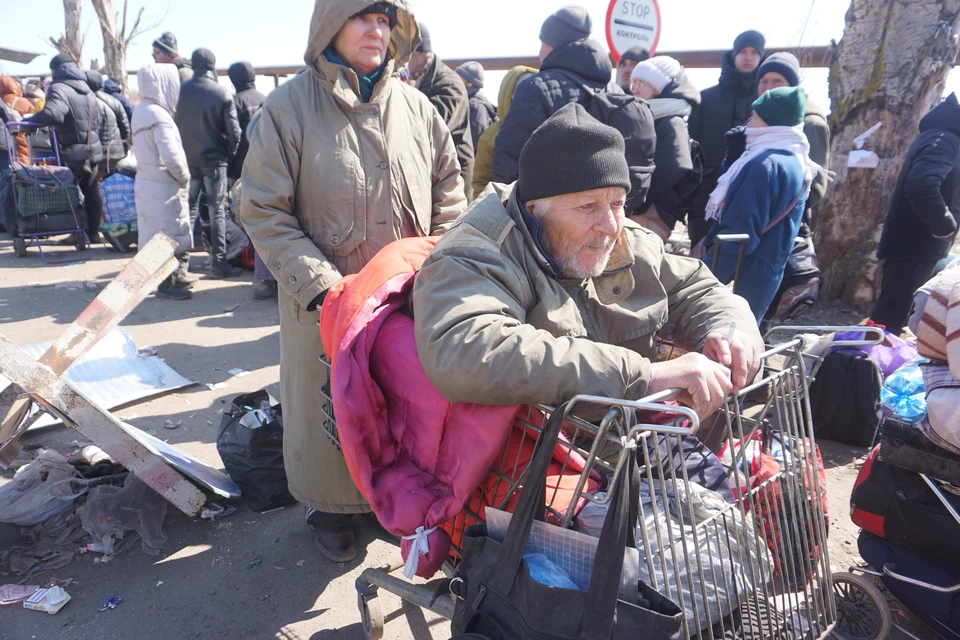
[555,70,657,211]
[809,348,883,447]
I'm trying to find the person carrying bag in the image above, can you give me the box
[449,402,684,640]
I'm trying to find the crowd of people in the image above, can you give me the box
[2,0,959,568]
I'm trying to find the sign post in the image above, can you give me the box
[605,0,662,62]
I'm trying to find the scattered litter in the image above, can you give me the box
[200,504,237,519]
[0,584,40,605]
[163,420,181,430]
[84,282,99,291]
[296,560,305,567]
[122,414,139,420]
[79,477,169,558]
[23,586,71,614]
[205,382,228,391]
[137,346,158,357]
[156,580,163,587]
[259,594,269,601]
[98,596,122,611]
[224,303,242,313]
[260,506,285,515]
[189,414,197,419]
[215,409,224,415]
[206,420,213,426]
[247,557,261,570]
[227,368,248,378]
[143,429,158,437]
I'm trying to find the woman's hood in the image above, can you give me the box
[0,76,23,99]
[303,0,419,73]
[137,63,181,115]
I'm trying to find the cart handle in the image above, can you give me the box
[883,563,960,593]
[764,324,885,348]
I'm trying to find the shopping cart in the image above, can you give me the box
[319,331,869,640]
[3,122,91,263]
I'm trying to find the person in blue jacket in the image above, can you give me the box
[704,86,821,321]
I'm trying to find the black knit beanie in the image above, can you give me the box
[352,2,398,29]
[50,53,71,70]
[757,52,801,87]
[733,30,765,57]
[152,32,179,57]
[619,46,650,65]
[519,103,631,202]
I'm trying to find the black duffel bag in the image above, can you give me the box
[216,390,296,512]
[450,402,684,640]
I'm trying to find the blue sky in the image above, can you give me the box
[0,0,939,109]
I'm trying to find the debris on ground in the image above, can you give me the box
[227,368,248,377]
[137,346,158,357]
[0,584,40,605]
[79,477,168,558]
[200,503,237,519]
[163,420,181,430]
[23,586,71,614]
[98,596,122,611]
[247,557,261,570]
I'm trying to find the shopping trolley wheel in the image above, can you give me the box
[73,233,87,251]
[13,237,27,257]
[832,572,891,639]
[358,591,384,640]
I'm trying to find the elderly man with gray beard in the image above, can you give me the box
[413,103,762,425]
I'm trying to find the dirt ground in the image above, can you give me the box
[0,238,939,639]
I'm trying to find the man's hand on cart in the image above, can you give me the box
[649,352,733,419]
[702,325,761,392]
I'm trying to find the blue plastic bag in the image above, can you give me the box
[880,360,927,423]
[523,552,580,590]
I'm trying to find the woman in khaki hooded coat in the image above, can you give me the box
[239,0,466,562]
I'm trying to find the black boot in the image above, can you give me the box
[172,253,199,288]
[156,275,192,300]
[307,511,357,562]
[208,260,243,279]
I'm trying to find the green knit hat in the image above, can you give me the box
[752,86,806,127]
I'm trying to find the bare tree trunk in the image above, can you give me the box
[49,0,83,63]
[91,0,149,92]
[816,0,960,310]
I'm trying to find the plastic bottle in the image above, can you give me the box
[880,359,927,423]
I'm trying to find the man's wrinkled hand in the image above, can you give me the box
[649,352,733,419]
[702,327,761,392]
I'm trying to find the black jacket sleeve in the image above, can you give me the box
[223,99,241,159]
[904,132,960,237]
[641,116,692,226]
[492,77,547,184]
[25,87,68,127]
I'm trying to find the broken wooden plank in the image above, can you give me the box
[0,332,206,517]
[0,234,179,467]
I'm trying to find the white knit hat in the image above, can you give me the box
[630,56,683,94]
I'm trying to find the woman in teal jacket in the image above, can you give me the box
[704,86,820,321]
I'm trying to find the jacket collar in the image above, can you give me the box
[312,53,397,107]
[504,183,635,305]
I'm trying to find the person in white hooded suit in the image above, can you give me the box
[132,63,195,299]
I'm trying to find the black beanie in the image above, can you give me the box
[152,32,179,57]
[519,103,631,202]
[191,48,216,72]
[619,46,650,65]
[416,22,432,53]
[50,53,71,70]
[733,30,765,57]
[351,2,398,29]
[757,52,800,87]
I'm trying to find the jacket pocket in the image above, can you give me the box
[396,150,433,236]
[302,146,367,257]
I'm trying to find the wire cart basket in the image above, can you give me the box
[319,329,882,640]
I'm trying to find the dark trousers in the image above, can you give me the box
[188,164,228,265]
[871,258,940,334]
[69,159,103,236]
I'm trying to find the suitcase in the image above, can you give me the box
[852,446,960,574]
[859,531,960,638]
